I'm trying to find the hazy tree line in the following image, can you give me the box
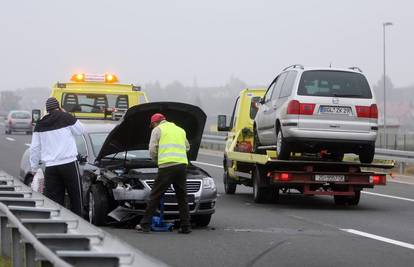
[0,75,413,132]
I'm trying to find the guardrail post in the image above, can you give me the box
[399,162,406,174]
[12,228,24,267]
[0,216,11,257]
[25,243,36,267]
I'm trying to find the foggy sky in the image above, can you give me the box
[1,0,413,90]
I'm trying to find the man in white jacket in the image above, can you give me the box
[30,97,85,216]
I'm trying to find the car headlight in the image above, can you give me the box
[203,177,216,189]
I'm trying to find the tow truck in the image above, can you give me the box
[46,73,148,120]
[217,88,393,205]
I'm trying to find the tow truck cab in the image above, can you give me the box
[50,73,148,120]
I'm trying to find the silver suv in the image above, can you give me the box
[254,65,378,163]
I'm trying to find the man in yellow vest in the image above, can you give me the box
[136,113,191,233]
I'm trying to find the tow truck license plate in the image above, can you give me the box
[315,174,345,182]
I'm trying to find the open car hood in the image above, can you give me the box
[96,102,206,162]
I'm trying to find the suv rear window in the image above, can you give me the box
[11,112,30,119]
[298,70,372,98]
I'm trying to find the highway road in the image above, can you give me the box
[0,125,413,267]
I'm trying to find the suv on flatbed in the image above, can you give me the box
[254,65,378,163]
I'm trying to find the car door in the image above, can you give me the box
[261,72,288,144]
[255,81,276,144]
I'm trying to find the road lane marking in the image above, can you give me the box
[192,161,222,168]
[341,229,414,250]
[361,191,414,203]
[5,137,15,141]
[25,143,31,147]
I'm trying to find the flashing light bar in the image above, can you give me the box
[70,73,119,83]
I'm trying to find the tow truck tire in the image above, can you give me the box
[334,195,348,205]
[192,214,212,227]
[223,169,237,194]
[252,167,278,203]
[359,145,375,163]
[276,129,290,160]
[347,190,361,206]
[88,183,109,226]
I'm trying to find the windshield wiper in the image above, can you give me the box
[333,93,362,97]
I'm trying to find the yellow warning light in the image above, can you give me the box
[104,74,119,83]
[70,73,85,82]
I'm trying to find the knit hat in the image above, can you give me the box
[46,97,60,112]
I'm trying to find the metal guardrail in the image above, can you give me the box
[0,170,165,267]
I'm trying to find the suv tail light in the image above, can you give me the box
[287,100,315,115]
[356,104,378,119]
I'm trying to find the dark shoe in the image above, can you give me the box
[178,227,192,234]
[135,224,150,233]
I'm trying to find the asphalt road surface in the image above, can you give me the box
[0,124,413,267]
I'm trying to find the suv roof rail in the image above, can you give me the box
[282,64,304,71]
[348,66,363,73]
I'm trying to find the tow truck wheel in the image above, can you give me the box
[88,183,109,226]
[276,129,290,160]
[223,169,237,194]
[347,190,361,206]
[192,214,212,227]
[252,167,278,203]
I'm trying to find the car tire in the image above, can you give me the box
[192,214,212,227]
[253,126,265,154]
[88,183,109,226]
[252,166,278,203]
[223,168,237,194]
[276,129,290,160]
[347,190,361,206]
[359,145,375,163]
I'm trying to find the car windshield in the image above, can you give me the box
[89,132,150,159]
[11,112,30,119]
[61,93,129,113]
[297,70,372,98]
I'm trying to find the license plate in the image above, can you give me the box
[319,106,352,115]
[315,175,345,182]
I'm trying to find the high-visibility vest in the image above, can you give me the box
[158,122,188,165]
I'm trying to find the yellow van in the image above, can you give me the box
[51,73,148,119]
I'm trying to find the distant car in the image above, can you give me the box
[20,102,217,227]
[5,110,33,135]
[254,65,378,163]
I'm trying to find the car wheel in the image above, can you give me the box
[359,145,375,163]
[253,126,264,154]
[347,190,361,206]
[252,166,278,203]
[88,183,109,226]
[223,167,237,194]
[276,129,290,160]
[192,214,212,227]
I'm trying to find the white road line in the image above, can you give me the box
[341,229,414,250]
[192,161,222,168]
[361,191,414,203]
[25,143,31,147]
[5,137,15,142]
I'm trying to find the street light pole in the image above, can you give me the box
[383,22,393,148]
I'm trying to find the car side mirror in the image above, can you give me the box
[217,115,230,131]
[32,109,41,124]
[259,97,265,104]
[77,154,88,164]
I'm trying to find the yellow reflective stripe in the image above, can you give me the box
[159,144,187,150]
[158,152,187,159]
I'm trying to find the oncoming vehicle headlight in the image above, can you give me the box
[203,177,216,189]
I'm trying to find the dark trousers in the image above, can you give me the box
[44,161,83,216]
[140,164,190,227]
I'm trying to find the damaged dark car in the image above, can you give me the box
[20,102,217,227]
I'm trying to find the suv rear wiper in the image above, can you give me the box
[333,93,362,97]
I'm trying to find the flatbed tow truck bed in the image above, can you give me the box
[224,150,394,205]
